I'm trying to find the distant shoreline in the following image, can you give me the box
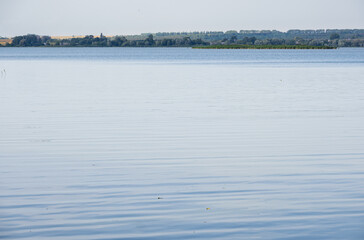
[2,29,364,48]
[193,45,336,49]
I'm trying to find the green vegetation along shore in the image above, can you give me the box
[193,45,336,49]
[2,28,364,48]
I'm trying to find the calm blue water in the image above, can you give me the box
[1,47,364,65]
[1,48,364,239]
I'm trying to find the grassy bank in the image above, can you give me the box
[193,45,336,49]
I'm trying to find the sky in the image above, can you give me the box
[1,0,364,37]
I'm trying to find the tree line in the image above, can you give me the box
[5,34,208,47]
[223,36,364,47]
[149,29,364,41]
[3,32,364,48]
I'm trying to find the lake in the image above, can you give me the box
[1,48,364,239]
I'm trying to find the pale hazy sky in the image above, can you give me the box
[1,0,364,37]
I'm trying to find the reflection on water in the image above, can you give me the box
[1,48,364,239]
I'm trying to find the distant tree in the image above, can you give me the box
[285,39,296,45]
[41,36,51,45]
[145,34,155,46]
[250,37,257,44]
[330,33,340,40]
[225,30,238,34]
[229,35,237,43]
[110,36,127,47]
[183,37,192,45]
[240,36,256,45]
[11,34,42,46]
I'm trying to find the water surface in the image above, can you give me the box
[1,48,364,239]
